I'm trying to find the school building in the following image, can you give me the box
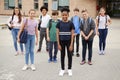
[0,0,120,18]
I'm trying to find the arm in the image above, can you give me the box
[35,26,38,45]
[46,28,50,41]
[56,28,61,50]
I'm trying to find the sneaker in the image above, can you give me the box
[59,70,65,76]
[48,59,52,63]
[102,50,105,55]
[68,69,72,76]
[37,49,41,53]
[80,61,86,65]
[88,61,92,65]
[76,53,80,57]
[53,58,57,63]
[22,65,28,71]
[31,64,36,71]
[99,50,102,55]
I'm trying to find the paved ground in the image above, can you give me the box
[0,16,120,80]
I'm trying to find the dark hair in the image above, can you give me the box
[40,6,48,12]
[52,11,59,16]
[74,8,79,12]
[81,8,88,13]
[13,7,22,23]
[61,7,70,13]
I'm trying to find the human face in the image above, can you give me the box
[29,11,36,18]
[41,9,47,16]
[74,11,79,16]
[61,11,69,22]
[14,9,20,15]
[99,8,105,16]
[52,15,58,21]
[82,11,88,20]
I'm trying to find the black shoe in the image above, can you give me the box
[37,49,41,53]
[76,53,80,57]
[46,49,49,52]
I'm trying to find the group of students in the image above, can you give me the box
[7,6,111,76]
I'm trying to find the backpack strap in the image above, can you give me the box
[48,19,52,30]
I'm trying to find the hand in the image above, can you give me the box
[58,44,62,50]
[69,45,73,52]
[106,22,110,26]
[84,36,89,40]
[17,37,20,43]
[35,40,38,45]
[47,37,50,42]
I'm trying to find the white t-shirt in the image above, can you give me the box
[7,15,23,29]
[40,14,51,28]
[96,15,110,29]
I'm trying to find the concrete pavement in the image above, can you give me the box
[0,15,120,80]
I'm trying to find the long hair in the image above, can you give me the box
[12,7,22,23]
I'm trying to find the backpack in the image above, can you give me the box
[48,19,60,30]
[81,17,96,37]
[38,15,42,31]
[7,15,14,30]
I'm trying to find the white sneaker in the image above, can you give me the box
[99,50,102,55]
[31,64,36,71]
[22,65,28,71]
[68,69,72,76]
[59,70,65,76]
[102,50,105,55]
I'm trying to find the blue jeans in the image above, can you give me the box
[11,29,23,52]
[98,29,108,51]
[82,40,93,62]
[49,41,58,60]
[25,35,35,64]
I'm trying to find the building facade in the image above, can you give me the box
[0,0,120,17]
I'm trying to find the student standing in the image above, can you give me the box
[96,7,111,55]
[7,7,24,56]
[80,9,95,65]
[46,11,59,63]
[17,9,38,71]
[71,8,81,57]
[56,8,74,76]
[37,6,51,52]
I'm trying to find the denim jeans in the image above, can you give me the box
[98,29,108,51]
[25,35,35,64]
[11,28,23,52]
[49,41,58,60]
[82,39,93,62]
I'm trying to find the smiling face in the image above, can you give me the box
[61,11,69,22]
[82,11,88,20]
[29,10,36,18]
[41,9,47,16]
[99,8,106,16]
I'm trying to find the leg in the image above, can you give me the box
[82,40,87,61]
[45,31,49,51]
[49,41,53,61]
[103,29,108,51]
[76,34,80,53]
[11,29,18,52]
[25,35,30,65]
[53,41,58,60]
[38,30,44,51]
[29,35,35,64]
[88,40,93,62]
[66,40,72,69]
[98,29,103,51]
[60,41,65,70]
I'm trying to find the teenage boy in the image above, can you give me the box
[71,8,81,57]
[46,11,60,63]
[80,9,95,65]
[56,8,75,76]
[37,6,51,52]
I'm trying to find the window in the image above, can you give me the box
[4,0,15,9]
[18,0,22,9]
[52,0,58,10]
[34,0,38,10]
[43,0,48,8]
[58,0,69,10]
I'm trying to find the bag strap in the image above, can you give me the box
[9,15,14,24]
[22,18,28,31]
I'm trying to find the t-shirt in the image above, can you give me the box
[47,19,59,41]
[23,18,38,35]
[40,14,51,28]
[56,21,75,41]
[71,16,81,34]
[96,15,110,29]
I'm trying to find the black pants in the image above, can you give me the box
[82,39,93,62]
[38,28,48,50]
[73,34,80,53]
[60,40,72,70]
